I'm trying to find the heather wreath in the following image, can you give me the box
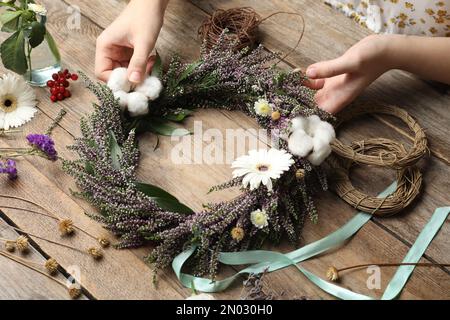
[63,32,336,279]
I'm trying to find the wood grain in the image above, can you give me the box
[0,217,87,300]
[0,0,448,300]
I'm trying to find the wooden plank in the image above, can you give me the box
[190,0,450,164]
[0,0,447,299]
[36,0,450,298]
[0,217,86,300]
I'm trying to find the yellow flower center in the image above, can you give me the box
[0,94,18,113]
[254,214,265,224]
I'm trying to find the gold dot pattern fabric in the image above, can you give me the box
[325,0,450,36]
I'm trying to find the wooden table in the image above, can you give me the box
[0,0,449,300]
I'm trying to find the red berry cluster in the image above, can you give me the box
[46,69,79,103]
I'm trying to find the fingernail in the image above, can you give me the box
[306,67,317,78]
[129,71,141,83]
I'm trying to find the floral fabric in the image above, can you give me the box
[325,0,450,36]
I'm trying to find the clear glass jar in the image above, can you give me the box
[24,15,61,86]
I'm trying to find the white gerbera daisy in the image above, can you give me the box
[254,98,273,116]
[250,209,269,229]
[232,148,294,191]
[0,74,38,130]
[28,3,47,15]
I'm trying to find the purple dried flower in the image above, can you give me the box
[0,159,18,180]
[26,134,58,161]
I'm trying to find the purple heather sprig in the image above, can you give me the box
[0,159,17,180]
[26,134,58,161]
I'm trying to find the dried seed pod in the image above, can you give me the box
[271,111,281,121]
[326,266,339,282]
[5,240,15,252]
[16,236,29,253]
[59,219,75,236]
[97,237,110,248]
[45,258,59,275]
[295,169,305,180]
[68,284,82,299]
[230,227,245,242]
[87,247,103,260]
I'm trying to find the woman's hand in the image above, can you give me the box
[95,0,169,84]
[305,35,392,114]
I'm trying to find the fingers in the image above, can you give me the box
[304,78,325,90]
[95,37,114,82]
[127,37,156,84]
[306,56,357,80]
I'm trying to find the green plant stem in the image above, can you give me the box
[26,40,32,81]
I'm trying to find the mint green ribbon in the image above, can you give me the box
[172,182,449,299]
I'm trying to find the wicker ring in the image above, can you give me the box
[329,139,422,217]
[331,105,428,169]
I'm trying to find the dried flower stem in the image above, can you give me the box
[0,194,108,244]
[336,262,450,273]
[0,250,81,299]
[0,224,102,259]
[45,108,67,136]
[0,248,52,269]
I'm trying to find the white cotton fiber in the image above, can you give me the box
[291,117,308,132]
[107,67,132,93]
[135,76,163,101]
[113,90,129,111]
[288,129,314,157]
[307,138,332,166]
[314,121,336,144]
[127,92,149,117]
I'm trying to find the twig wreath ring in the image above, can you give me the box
[331,104,428,169]
[329,140,423,217]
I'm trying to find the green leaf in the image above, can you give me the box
[136,118,191,136]
[1,30,27,74]
[45,32,61,61]
[177,60,202,84]
[147,119,191,136]
[163,109,193,122]
[108,131,123,170]
[135,182,194,214]
[151,52,162,78]
[28,21,46,48]
[0,10,22,32]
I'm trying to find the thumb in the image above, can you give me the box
[306,56,356,79]
[128,39,154,84]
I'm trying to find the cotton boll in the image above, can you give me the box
[307,138,332,166]
[107,68,132,93]
[291,117,308,132]
[135,76,163,101]
[315,121,336,144]
[127,92,149,117]
[288,129,314,157]
[113,90,129,111]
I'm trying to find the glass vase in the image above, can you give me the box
[24,15,61,87]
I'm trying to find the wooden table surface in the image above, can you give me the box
[0,0,449,300]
